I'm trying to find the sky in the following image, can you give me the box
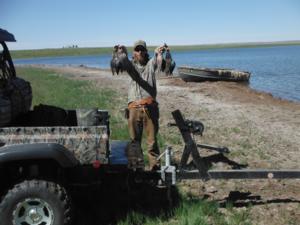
[1,0,300,50]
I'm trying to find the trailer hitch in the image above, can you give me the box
[158,146,177,185]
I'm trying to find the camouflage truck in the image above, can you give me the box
[0,29,144,225]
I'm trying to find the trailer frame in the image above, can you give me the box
[159,110,300,186]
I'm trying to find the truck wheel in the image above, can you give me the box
[0,180,71,225]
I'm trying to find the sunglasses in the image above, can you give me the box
[134,46,146,52]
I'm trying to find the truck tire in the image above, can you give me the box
[7,77,32,119]
[0,180,71,225]
[0,96,11,126]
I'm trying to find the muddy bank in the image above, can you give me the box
[20,65,300,225]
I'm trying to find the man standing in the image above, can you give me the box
[113,40,174,171]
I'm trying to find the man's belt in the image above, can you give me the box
[128,97,155,109]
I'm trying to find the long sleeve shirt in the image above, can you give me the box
[128,56,159,103]
[119,51,174,104]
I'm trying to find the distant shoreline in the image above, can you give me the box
[11,40,300,59]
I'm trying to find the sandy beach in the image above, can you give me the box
[23,65,300,224]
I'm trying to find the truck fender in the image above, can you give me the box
[0,143,79,167]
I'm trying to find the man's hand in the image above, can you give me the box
[154,43,171,70]
[154,45,165,67]
[154,45,166,55]
[154,43,170,55]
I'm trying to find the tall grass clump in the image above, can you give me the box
[117,195,252,225]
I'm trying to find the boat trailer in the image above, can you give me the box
[158,110,300,186]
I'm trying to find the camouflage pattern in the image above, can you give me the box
[0,125,109,164]
[217,69,250,80]
[178,66,250,82]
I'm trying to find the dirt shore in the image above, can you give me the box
[25,65,300,225]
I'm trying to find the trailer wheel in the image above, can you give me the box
[0,180,71,225]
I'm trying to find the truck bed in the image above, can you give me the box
[0,105,109,165]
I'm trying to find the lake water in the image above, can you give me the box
[14,45,300,102]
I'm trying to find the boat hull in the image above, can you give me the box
[178,66,250,82]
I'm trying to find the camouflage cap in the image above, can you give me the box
[133,40,147,50]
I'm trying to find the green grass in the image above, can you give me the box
[17,66,252,225]
[18,68,114,108]
[11,41,300,59]
[117,195,252,225]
